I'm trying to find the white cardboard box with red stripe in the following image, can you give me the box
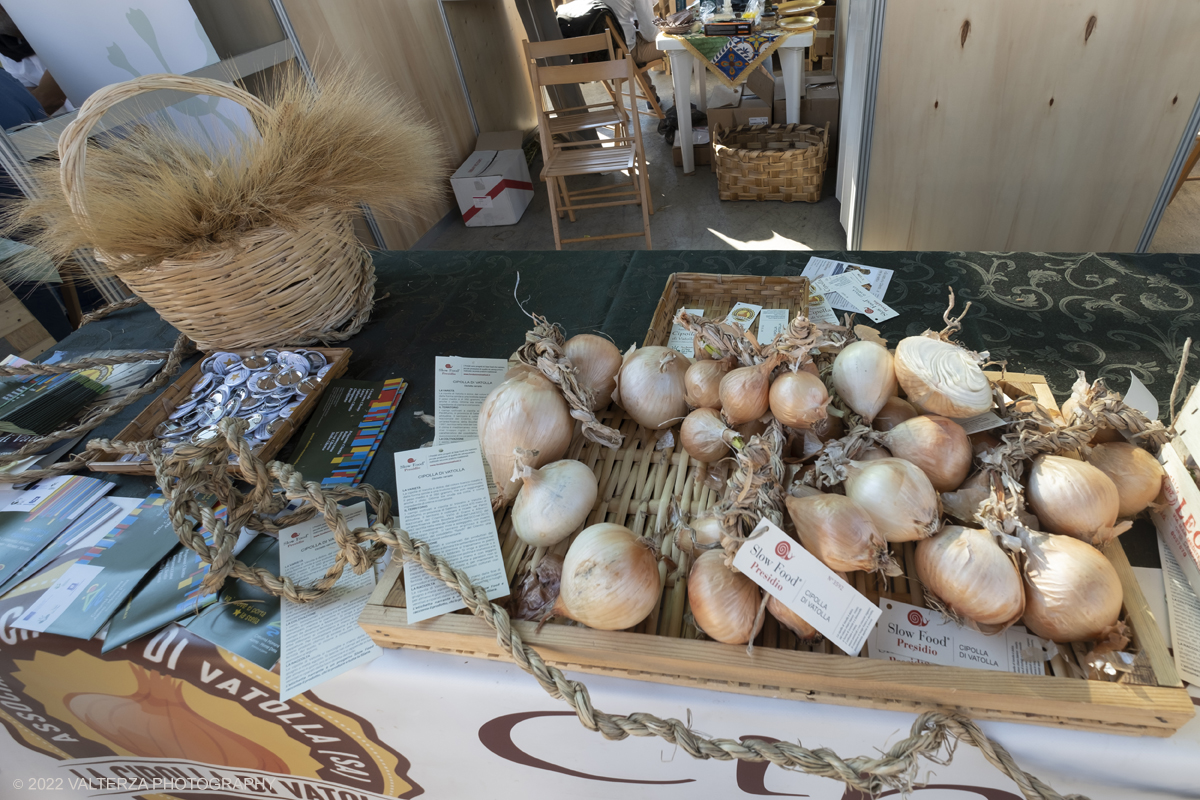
[451,131,534,227]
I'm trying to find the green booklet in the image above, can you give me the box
[289,378,407,486]
[0,496,127,598]
[0,476,114,589]
[183,535,282,669]
[10,494,181,639]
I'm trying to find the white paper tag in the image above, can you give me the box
[1174,383,1200,459]
[668,308,705,357]
[1152,441,1200,599]
[811,274,898,322]
[802,257,894,312]
[724,302,764,330]
[868,598,1049,675]
[396,440,509,624]
[472,195,493,208]
[748,115,769,125]
[1157,535,1200,685]
[1124,372,1160,421]
[757,308,790,342]
[805,292,840,325]
[952,410,1007,435]
[732,519,880,655]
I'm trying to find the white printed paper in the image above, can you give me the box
[952,411,1007,435]
[757,309,790,343]
[805,295,840,326]
[395,440,509,624]
[1159,534,1200,685]
[802,257,894,311]
[1124,372,1160,421]
[1151,441,1200,599]
[1,475,75,512]
[1132,565,1171,647]
[434,357,509,446]
[868,598,1048,675]
[279,503,381,701]
[668,308,705,357]
[13,563,103,633]
[724,302,763,331]
[1174,383,1200,460]
[811,274,898,323]
[732,519,879,655]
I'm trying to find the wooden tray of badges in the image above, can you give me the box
[359,275,1194,737]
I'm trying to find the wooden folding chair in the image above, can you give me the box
[528,56,653,250]
[605,20,667,119]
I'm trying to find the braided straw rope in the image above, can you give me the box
[125,416,1086,800]
[58,74,376,351]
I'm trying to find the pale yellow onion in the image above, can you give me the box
[831,341,896,424]
[720,355,781,426]
[681,407,741,462]
[916,526,1024,630]
[881,415,972,492]
[736,417,771,440]
[894,335,992,418]
[1084,442,1166,518]
[684,357,735,410]
[564,334,622,410]
[810,413,843,442]
[613,345,690,429]
[1026,455,1131,545]
[478,371,573,507]
[769,370,829,428]
[676,513,723,554]
[553,523,660,630]
[688,550,761,644]
[940,470,990,524]
[872,396,918,432]
[843,457,940,542]
[857,445,892,462]
[1018,527,1123,643]
[767,595,818,640]
[784,493,902,575]
[512,459,598,547]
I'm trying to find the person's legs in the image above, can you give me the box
[631,32,664,66]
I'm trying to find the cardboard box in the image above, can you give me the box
[673,127,713,166]
[816,4,835,29]
[450,131,533,227]
[744,65,775,105]
[774,79,839,140]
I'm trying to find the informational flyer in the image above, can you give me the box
[433,357,508,445]
[756,308,790,342]
[185,535,282,669]
[803,257,894,323]
[1158,535,1200,685]
[810,274,898,323]
[289,378,408,485]
[395,440,509,624]
[279,502,380,700]
[868,598,1049,675]
[0,476,113,590]
[667,308,705,357]
[1151,441,1200,598]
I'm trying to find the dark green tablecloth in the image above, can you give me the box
[58,250,1199,564]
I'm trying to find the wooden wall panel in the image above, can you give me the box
[860,0,1200,251]
[282,0,533,249]
[444,0,537,135]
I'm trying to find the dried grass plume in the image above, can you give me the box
[2,69,449,278]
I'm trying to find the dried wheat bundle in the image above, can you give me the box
[1,68,448,278]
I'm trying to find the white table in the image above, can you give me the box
[657,28,814,173]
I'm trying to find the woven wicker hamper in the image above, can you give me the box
[713,123,830,203]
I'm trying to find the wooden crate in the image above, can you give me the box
[644,272,811,346]
[89,347,350,477]
[360,281,1193,736]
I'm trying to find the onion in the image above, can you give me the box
[784,493,902,575]
[940,470,990,524]
[1018,527,1124,643]
[720,355,781,426]
[871,396,918,432]
[478,370,574,507]
[843,458,940,542]
[681,408,741,462]
[894,336,993,418]
[684,357,735,410]
[857,445,892,461]
[613,346,690,429]
[736,417,771,440]
[1084,442,1166,518]
[512,459,598,547]
[564,334,622,410]
[767,595,818,640]
[880,415,972,492]
[916,526,1024,630]
[552,523,660,630]
[1026,455,1131,545]
[831,341,896,423]
[969,430,1003,458]
[676,513,723,554]
[769,371,829,428]
[688,550,761,644]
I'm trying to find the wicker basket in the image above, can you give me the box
[713,123,830,203]
[57,74,375,351]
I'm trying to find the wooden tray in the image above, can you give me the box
[89,347,351,477]
[360,278,1193,736]
[645,272,811,347]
